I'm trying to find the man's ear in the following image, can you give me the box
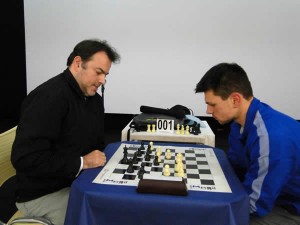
[231,92,242,107]
[73,56,82,68]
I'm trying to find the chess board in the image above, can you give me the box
[93,143,231,193]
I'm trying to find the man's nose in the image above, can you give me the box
[99,74,106,84]
[206,105,213,114]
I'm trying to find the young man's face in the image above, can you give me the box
[204,90,236,125]
[78,51,112,97]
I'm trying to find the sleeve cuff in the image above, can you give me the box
[75,157,83,177]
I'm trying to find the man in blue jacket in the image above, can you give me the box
[195,62,300,224]
[12,39,120,225]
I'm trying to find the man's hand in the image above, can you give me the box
[82,150,106,169]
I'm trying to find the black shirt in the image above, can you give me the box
[11,69,105,202]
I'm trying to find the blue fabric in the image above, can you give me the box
[228,97,300,217]
[185,114,206,128]
[65,142,249,225]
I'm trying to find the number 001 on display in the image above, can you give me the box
[156,119,174,133]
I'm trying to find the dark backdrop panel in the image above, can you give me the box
[0,0,26,133]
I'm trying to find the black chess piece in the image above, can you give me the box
[147,144,151,152]
[132,152,139,164]
[140,141,145,150]
[145,152,151,161]
[121,151,129,164]
[123,145,128,154]
[137,147,143,157]
[137,170,144,179]
[126,159,134,173]
[146,145,151,155]
[190,123,201,135]
[153,155,159,166]
[139,162,146,173]
[137,163,146,179]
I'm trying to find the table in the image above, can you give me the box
[64,142,249,225]
[121,120,215,147]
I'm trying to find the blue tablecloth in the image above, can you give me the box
[64,142,249,225]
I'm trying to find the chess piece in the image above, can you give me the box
[147,124,151,132]
[145,152,151,161]
[126,159,134,173]
[121,151,129,164]
[150,141,154,151]
[156,152,161,163]
[176,153,183,163]
[152,124,156,132]
[165,149,171,160]
[138,170,144,179]
[153,155,159,166]
[156,146,161,156]
[175,160,181,172]
[176,124,180,134]
[147,144,151,153]
[175,163,178,172]
[180,125,185,135]
[139,162,146,173]
[123,145,128,154]
[140,141,145,150]
[177,167,184,177]
[175,157,184,172]
[132,152,139,164]
[146,145,151,155]
[176,161,184,177]
[137,147,143,157]
[138,163,146,179]
[185,125,190,135]
[163,164,170,176]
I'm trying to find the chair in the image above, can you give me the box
[0,126,53,225]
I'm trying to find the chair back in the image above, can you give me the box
[0,126,54,225]
[0,126,17,186]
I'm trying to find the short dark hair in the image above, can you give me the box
[66,39,120,66]
[195,62,253,100]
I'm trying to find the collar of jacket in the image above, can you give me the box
[241,97,260,139]
[62,68,92,101]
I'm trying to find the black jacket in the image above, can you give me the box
[11,69,105,202]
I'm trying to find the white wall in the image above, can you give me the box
[24,0,300,119]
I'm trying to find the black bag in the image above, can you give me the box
[130,105,192,132]
[139,105,190,119]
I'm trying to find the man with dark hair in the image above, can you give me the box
[12,39,120,225]
[195,63,300,224]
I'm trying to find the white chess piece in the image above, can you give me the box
[177,166,184,177]
[176,153,183,163]
[165,149,171,160]
[156,146,162,156]
[175,161,184,177]
[164,164,170,176]
[185,125,190,135]
[176,124,180,134]
[156,152,161,163]
[147,124,151,132]
[180,125,185,135]
[152,124,156,132]
[175,162,179,172]
[150,141,154,151]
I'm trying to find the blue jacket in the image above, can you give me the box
[228,97,300,216]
